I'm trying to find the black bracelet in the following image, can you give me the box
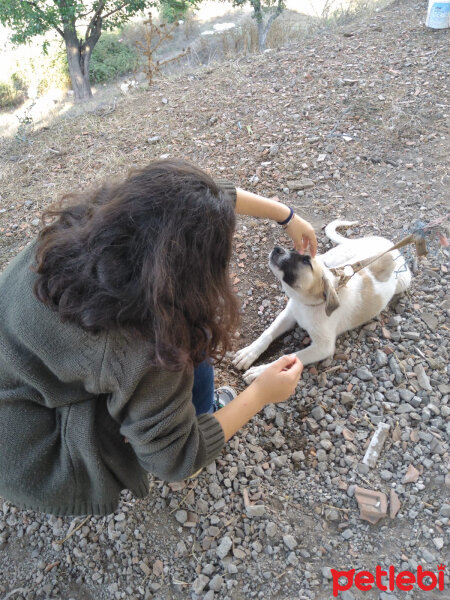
[277,206,294,226]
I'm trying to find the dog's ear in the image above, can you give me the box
[323,277,340,316]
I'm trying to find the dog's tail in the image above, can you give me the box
[324,220,359,245]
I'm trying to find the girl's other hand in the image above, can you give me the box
[250,354,303,406]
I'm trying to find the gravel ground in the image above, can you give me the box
[0,0,448,598]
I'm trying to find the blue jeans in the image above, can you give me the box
[192,360,214,415]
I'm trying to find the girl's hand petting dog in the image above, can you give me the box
[284,213,318,257]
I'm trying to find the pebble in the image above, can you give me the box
[266,522,277,538]
[341,529,353,540]
[282,535,297,550]
[414,364,432,391]
[216,536,233,560]
[246,505,266,518]
[175,510,188,524]
[375,350,388,366]
[209,574,223,592]
[192,574,210,594]
[421,549,435,562]
[311,406,325,420]
[356,367,373,381]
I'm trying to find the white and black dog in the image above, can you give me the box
[234,220,411,384]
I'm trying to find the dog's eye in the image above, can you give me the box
[301,255,311,264]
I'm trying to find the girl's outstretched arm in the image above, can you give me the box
[235,188,317,257]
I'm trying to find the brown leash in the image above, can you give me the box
[329,232,428,290]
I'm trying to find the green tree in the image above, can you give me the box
[0,1,158,101]
[160,0,201,22]
[229,0,285,52]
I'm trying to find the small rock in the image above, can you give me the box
[209,482,222,499]
[321,567,333,580]
[421,549,435,563]
[283,534,297,550]
[269,144,279,156]
[286,179,315,191]
[292,450,305,462]
[433,537,444,550]
[266,522,277,538]
[439,503,450,518]
[341,392,354,405]
[246,505,266,518]
[320,439,333,451]
[324,508,340,522]
[375,350,388,367]
[192,574,209,594]
[389,490,401,518]
[152,559,164,576]
[414,364,432,391]
[208,574,223,592]
[357,462,370,475]
[354,486,388,524]
[356,367,373,381]
[421,312,438,331]
[216,536,232,560]
[175,510,187,524]
[342,528,353,540]
[380,470,393,481]
[399,389,415,402]
[311,406,325,420]
[403,331,420,341]
[403,464,420,484]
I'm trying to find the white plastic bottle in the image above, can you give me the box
[425,0,450,28]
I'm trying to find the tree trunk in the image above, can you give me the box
[253,2,283,53]
[64,30,93,101]
[258,20,268,52]
[63,24,101,102]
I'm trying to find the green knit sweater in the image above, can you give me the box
[0,182,236,516]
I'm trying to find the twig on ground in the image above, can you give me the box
[55,515,91,545]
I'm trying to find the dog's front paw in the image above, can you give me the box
[233,345,261,371]
[243,363,269,385]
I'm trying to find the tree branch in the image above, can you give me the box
[25,0,64,37]
[85,0,105,40]
[102,1,130,20]
[263,0,284,35]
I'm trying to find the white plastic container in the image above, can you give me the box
[425,0,450,28]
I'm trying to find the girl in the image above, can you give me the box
[0,159,316,516]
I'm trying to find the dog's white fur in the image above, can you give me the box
[234,220,412,384]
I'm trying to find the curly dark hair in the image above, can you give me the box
[33,159,240,370]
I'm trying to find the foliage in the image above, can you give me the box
[0,81,22,109]
[90,32,139,83]
[0,42,70,110]
[0,1,154,43]
[0,1,157,99]
[159,0,201,22]
[227,0,286,21]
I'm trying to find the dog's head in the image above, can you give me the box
[269,246,340,316]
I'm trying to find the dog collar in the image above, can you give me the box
[303,300,326,307]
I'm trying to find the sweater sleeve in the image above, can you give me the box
[101,334,225,482]
[215,179,237,207]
